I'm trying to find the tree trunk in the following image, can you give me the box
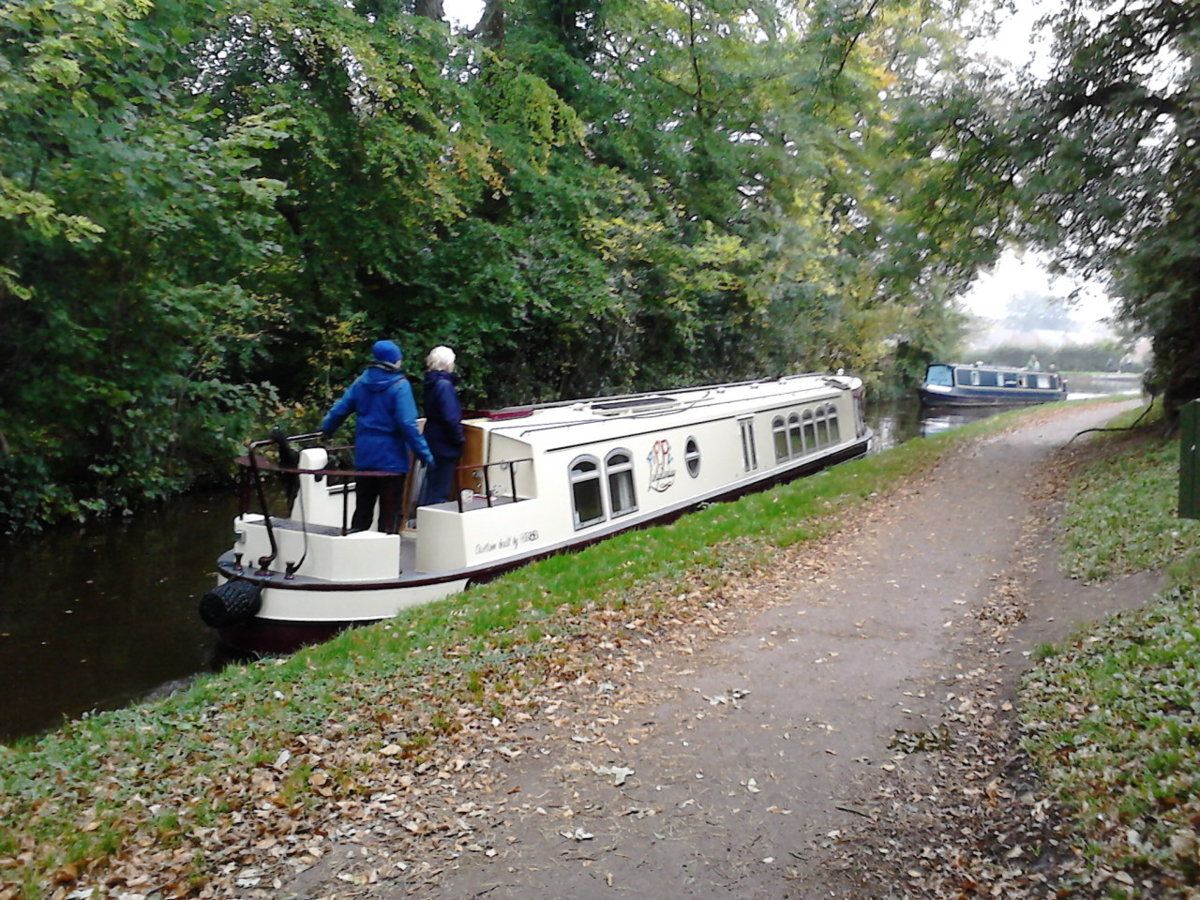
[414,0,444,21]
[471,0,505,47]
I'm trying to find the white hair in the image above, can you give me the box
[426,345,456,372]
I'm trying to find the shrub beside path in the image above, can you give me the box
[288,400,1147,898]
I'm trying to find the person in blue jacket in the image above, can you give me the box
[419,345,466,505]
[320,340,433,533]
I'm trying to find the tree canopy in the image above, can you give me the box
[0,0,1082,531]
[1012,0,1198,411]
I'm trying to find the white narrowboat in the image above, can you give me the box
[202,373,872,652]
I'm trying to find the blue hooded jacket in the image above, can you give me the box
[321,365,433,473]
[422,370,465,459]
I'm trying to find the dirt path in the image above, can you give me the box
[287,400,1150,898]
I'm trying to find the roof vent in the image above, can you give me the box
[592,396,679,416]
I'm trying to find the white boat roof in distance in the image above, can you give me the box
[471,373,860,451]
[941,362,1049,375]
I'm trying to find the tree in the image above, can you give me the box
[1015,0,1198,412]
[0,0,1017,531]
[0,0,290,525]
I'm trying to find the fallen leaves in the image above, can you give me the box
[589,764,635,787]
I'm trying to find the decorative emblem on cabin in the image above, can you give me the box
[647,439,676,492]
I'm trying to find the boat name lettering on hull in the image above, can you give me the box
[476,530,540,556]
[647,439,676,493]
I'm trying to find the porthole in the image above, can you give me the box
[684,437,701,478]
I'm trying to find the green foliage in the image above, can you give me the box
[1060,418,1199,582]
[0,0,1002,531]
[0,0,292,528]
[1013,0,1199,413]
[1023,583,1200,887]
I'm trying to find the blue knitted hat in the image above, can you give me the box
[372,340,402,365]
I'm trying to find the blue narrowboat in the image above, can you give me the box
[918,362,1068,407]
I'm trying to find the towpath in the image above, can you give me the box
[287,398,1150,898]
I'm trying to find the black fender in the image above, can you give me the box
[199,579,263,628]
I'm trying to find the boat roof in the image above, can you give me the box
[933,362,1055,375]
[472,373,860,451]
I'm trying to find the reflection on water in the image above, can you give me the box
[0,374,1146,742]
[866,401,1009,452]
[0,492,238,742]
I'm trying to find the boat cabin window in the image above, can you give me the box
[738,417,758,471]
[1002,372,1018,387]
[966,370,999,387]
[926,365,953,387]
[569,456,605,529]
[685,437,701,478]
[605,449,638,518]
[825,404,840,444]
[788,413,803,457]
[802,409,817,451]
[772,416,789,463]
[1036,374,1052,389]
[774,411,812,464]
[816,405,831,448]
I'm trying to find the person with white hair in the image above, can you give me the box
[419,345,465,505]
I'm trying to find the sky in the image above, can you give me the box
[962,3,1116,332]
[441,0,1114,334]
[445,0,483,30]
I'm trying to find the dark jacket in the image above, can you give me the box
[321,365,432,472]
[422,370,465,459]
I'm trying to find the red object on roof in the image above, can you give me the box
[486,407,534,421]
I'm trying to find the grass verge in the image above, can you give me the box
[0,402,1069,896]
[1023,407,1200,891]
[1059,404,1198,582]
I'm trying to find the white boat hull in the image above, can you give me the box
[210,429,870,653]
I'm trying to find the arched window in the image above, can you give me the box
[772,416,789,462]
[802,408,817,452]
[814,406,828,449]
[685,437,701,478]
[788,412,803,457]
[569,456,605,529]
[826,403,840,445]
[605,449,638,518]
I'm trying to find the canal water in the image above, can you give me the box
[0,376,1141,741]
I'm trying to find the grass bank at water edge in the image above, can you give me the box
[1023,406,1200,893]
[0,402,1067,898]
